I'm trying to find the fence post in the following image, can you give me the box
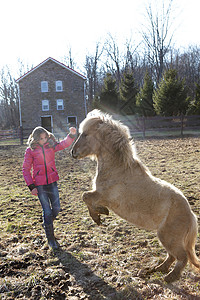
[181,114,184,137]
[20,126,23,145]
[142,116,146,138]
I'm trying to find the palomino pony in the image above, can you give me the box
[71,109,200,282]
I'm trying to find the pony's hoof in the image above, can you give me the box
[89,212,101,225]
[96,206,109,215]
[164,272,179,283]
[93,215,101,226]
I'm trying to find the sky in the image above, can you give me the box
[0,0,200,78]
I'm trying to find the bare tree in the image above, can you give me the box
[170,46,200,98]
[84,43,104,106]
[104,34,123,87]
[0,67,19,129]
[141,0,175,85]
[17,58,33,77]
[124,39,141,71]
[63,47,76,69]
[124,39,152,88]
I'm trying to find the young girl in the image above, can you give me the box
[22,126,76,249]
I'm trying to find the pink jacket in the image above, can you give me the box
[23,135,75,188]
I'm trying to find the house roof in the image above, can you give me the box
[16,57,86,82]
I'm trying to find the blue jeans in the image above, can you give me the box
[37,182,60,225]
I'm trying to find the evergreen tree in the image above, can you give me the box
[187,83,200,114]
[119,70,138,115]
[93,73,119,113]
[136,71,155,116]
[194,83,200,114]
[153,69,189,116]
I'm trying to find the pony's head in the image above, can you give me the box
[71,110,135,166]
[71,110,103,159]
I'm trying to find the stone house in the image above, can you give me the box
[16,57,87,138]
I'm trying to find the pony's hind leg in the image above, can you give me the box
[155,254,175,273]
[157,226,188,282]
[164,250,188,283]
[138,254,175,278]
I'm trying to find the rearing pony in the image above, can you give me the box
[71,109,200,282]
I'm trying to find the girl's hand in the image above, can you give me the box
[31,188,38,196]
[69,127,76,135]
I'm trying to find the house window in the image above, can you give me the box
[42,100,49,111]
[56,81,63,92]
[57,99,64,110]
[67,116,77,127]
[41,81,48,92]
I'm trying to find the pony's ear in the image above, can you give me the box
[95,119,104,130]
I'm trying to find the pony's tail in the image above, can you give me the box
[185,213,200,271]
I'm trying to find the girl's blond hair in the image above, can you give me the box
[27,126,57,150]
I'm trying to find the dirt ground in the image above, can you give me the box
[0,137,200,299]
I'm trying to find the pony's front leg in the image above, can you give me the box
[82,191,109,225]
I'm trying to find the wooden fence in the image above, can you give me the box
[0,115,200,145]
[0,127,70,145]
[113,114,200,138]
[0,128,19,140]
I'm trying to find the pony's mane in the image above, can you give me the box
[80,110,141,169]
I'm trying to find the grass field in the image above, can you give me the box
[0,137,200,299]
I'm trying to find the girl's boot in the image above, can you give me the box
[44,223,58,249]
